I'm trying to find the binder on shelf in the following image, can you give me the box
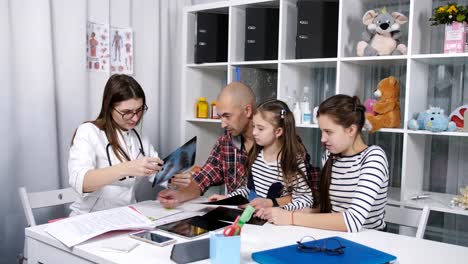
[295,0,339,59]
[245,7,279,61]
[195,12,228,64]
[252,236,397,264]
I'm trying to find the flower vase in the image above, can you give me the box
[444,21,468,53]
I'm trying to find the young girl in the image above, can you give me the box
[209,99,313,210]
[256,95,389,232]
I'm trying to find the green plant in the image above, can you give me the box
[429,3,468,25]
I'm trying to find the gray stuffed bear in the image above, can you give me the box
[357,8,408,56]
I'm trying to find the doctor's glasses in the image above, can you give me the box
[296,236,345,255]
[114,104,148,121]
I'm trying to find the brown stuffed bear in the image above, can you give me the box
[366,76,401,133]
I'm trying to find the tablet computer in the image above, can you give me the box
[156,215,230,239]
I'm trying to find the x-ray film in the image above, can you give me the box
[152,136,197,187]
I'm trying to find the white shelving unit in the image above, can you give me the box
[181,0,468,237]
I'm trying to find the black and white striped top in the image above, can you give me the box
[229,150,313,210]
[322,145,388,232]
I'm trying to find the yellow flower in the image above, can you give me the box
[447,5,458,14]
[437,6,446,13]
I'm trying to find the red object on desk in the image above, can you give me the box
[223,215,242,236]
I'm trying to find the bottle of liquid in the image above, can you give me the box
[301,86,311,125]
[196,97,209,118]
[293,102,302,126]
[284,86,295,110]
[211,100,219,119]
[302,101,312,125]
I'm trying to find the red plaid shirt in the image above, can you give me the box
[193,133,248,194]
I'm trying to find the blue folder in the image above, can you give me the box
[251,236,396,264]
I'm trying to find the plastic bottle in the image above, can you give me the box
[196,97,209,118]
[302,102,312,125]
[284,86,295,110]
[293,103,302,126]
[211,100,219,119]
[301,87,311,125]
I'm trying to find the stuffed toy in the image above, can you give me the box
[356,8,408,56]
[365,76,401,133]
[408,106,457,132]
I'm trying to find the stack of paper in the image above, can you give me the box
[45,206,155,247]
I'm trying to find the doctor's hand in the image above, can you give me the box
[121,157,163,177]
[158,189,182,208]
[255,207,292,226]
[169,171,193,189]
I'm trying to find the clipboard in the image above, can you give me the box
[152,136,197,187]
[252,236,397,264]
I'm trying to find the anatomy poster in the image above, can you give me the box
[110,27,133,74]
[86,22,110,72]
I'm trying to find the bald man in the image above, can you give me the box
[158,82,259,208]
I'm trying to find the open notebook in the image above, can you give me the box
[252,236,396,264]
[45,206,155,247]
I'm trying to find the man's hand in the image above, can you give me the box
[158,189,181,208]
[208,194,227,202]
[169,172,192,189]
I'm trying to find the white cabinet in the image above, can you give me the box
[180,0,468,238]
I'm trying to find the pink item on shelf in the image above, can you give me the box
[444,22,468,54]
[364,98,377,116]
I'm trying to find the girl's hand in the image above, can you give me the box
[122,156,163,177]
[256,207,292,225]
[249,197,273,210]
[208,194,227,202]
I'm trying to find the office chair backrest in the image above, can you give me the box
[18,186,78,227]
[385,205,430,239]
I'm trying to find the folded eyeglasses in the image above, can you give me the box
[296,236,346,256]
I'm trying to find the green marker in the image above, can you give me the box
[238,205,255,227]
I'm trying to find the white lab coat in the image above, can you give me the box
[68,122,159,216]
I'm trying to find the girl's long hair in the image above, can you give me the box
[245,99,307,191]
[72,74,146,162]
[316,94,366,213]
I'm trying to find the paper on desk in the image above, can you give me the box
[133,200,183,221]
[45,206,155,247]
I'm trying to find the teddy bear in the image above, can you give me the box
[408,106,457,132]
[366,76,401,133]
[356,8,408,56]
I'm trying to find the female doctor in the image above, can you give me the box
[68,74,163,215]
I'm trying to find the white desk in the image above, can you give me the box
[26,202,468,264]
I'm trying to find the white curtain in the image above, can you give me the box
[0,0,191,262]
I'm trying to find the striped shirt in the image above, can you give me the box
[322,145,388,232]
[230,150,313,210]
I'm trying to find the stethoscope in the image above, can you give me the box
[106,128,145,181]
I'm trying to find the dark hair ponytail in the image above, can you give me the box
[245,99,306,190]
[317,94,366,213]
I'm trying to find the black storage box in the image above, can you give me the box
[194,12,228,64]
[245,7,279,61]
[296,0,339,59]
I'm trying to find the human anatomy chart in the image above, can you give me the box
[87,22,133,74]
[110,27,133,74]
[87,22,110,73]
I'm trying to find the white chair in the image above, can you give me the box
[385,204,430,239]
[18,186,78,263]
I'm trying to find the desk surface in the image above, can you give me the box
[26,201,468,264]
